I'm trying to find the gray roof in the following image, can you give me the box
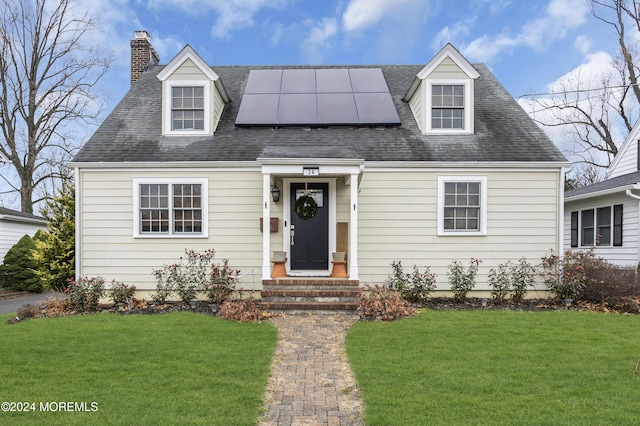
[565,171,640,199]
[73,63,567,164]
[0,207,47,223]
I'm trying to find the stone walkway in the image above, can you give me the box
[259,313,363,426]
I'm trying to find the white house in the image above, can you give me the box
[0,207,48,264]
[71,31,568,304]
[564,119,640,267]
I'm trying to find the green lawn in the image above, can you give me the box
[346,310,640,425]
[0,312,277,425]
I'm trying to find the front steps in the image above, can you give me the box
[260,278,360,312]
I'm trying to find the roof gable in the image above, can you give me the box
[607,118,640,178]
[417,43,480,80]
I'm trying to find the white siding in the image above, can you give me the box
[609,140,637,178]
[564,193,639,266]
[166,58,206,80]
[408,86,424,133]
[426,57,468,79]
[0,220,47,264]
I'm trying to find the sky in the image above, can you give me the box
[82,0,614,105]
[0,0,632,210]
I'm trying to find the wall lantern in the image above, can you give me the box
[271,183,281,203]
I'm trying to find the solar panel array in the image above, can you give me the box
[235,68,401,127]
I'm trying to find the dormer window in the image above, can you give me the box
[172,86,204,130]
[432,84,464,129]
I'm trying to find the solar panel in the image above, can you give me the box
[235,68,400,127]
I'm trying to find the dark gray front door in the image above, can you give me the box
[290,182,329,270]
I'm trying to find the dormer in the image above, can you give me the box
[156,45,230,136]
[403,43,480,135]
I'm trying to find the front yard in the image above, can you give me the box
[346,309,640,425]
[0,312,277,425]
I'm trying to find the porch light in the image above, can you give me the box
[271,183,281,203]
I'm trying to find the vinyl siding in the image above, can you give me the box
[357,169,562,289]
[426,57,469,79]
[609,139,638,178]
[78,167,562,291]
[564,193,639,266]
[0,220,47,264]
[77,168,270,290]
[408,87,424,133]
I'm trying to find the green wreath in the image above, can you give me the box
[295,194,318,220]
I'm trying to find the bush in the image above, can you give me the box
[387,260,436,303]
[358,285,418,321]
[64,276,106,312]
[0,234,43,292]
[207,258,239,304]
[447,258,481,302]
[110,281,136,305]
[511,257,536,303]
[488,262,511,303]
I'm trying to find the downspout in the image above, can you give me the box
[625,184,640,266]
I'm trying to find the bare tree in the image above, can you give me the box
[0,0,110,213]
[526,0,640,179]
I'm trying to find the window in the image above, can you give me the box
[571,204,622,247]
[432,84,464,129]
[172,86,204,130]
[438,176,487,235]
[134,179,208,238]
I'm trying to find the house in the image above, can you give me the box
[70,31,567,298]
[564,120,640,267]
[0,207,48,264]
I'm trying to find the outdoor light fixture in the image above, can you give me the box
[564,298,573,309]
[271,183,281,203]
[481,298,488,308]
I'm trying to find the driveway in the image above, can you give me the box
[0,292,63,315]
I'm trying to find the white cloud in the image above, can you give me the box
[300,18,338,64]
[432,18,476,49]
[342,0,420,32]
[147,0,288,39]
[462,0,590,62]
[574,35,593,55]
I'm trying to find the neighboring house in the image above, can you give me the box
[564,120,640,267]
[71,31,567,295]
[0,207,48,264]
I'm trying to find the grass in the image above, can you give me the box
[346,309,640,425]
[0,312,277,425]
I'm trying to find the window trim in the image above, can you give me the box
[163,80,210,136]
[133,177,208,238]
[570,204,623,247]
[426,80,472,134]
[437,176,487,236]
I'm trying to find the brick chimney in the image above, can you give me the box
[130,30,159,86]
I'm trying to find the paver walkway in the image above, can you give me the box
[259,313,363,426]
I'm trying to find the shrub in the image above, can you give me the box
[64,276,106,312]
[207,258,240,304]
[540,249,588,301]
[387,260,436,303]
[358,284,418,321]
[0,234,43,292]
[488,262,511,303]
[110,281,136,305]
[511,257,536,303]
[447,258,481,302]
[17,304,39,320]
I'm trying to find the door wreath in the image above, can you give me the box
[295,194,317,220]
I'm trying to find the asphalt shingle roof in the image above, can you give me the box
[0,207,47,222]
[72,63,567,164]
[565,171,640,198]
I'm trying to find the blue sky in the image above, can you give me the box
[82,0,612,107]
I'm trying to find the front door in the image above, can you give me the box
[290,182,329,270]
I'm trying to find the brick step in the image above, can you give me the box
[262,279,359,287]
[263,296,360,303]
[259,301,359,311]
[261,286,360,292]
[261,289,360,297]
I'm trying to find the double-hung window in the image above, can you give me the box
[134,178,208,237]
[438,176,487,235]
[570,204,622,247]
[172,86,204,130]
[432,84,464,129]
